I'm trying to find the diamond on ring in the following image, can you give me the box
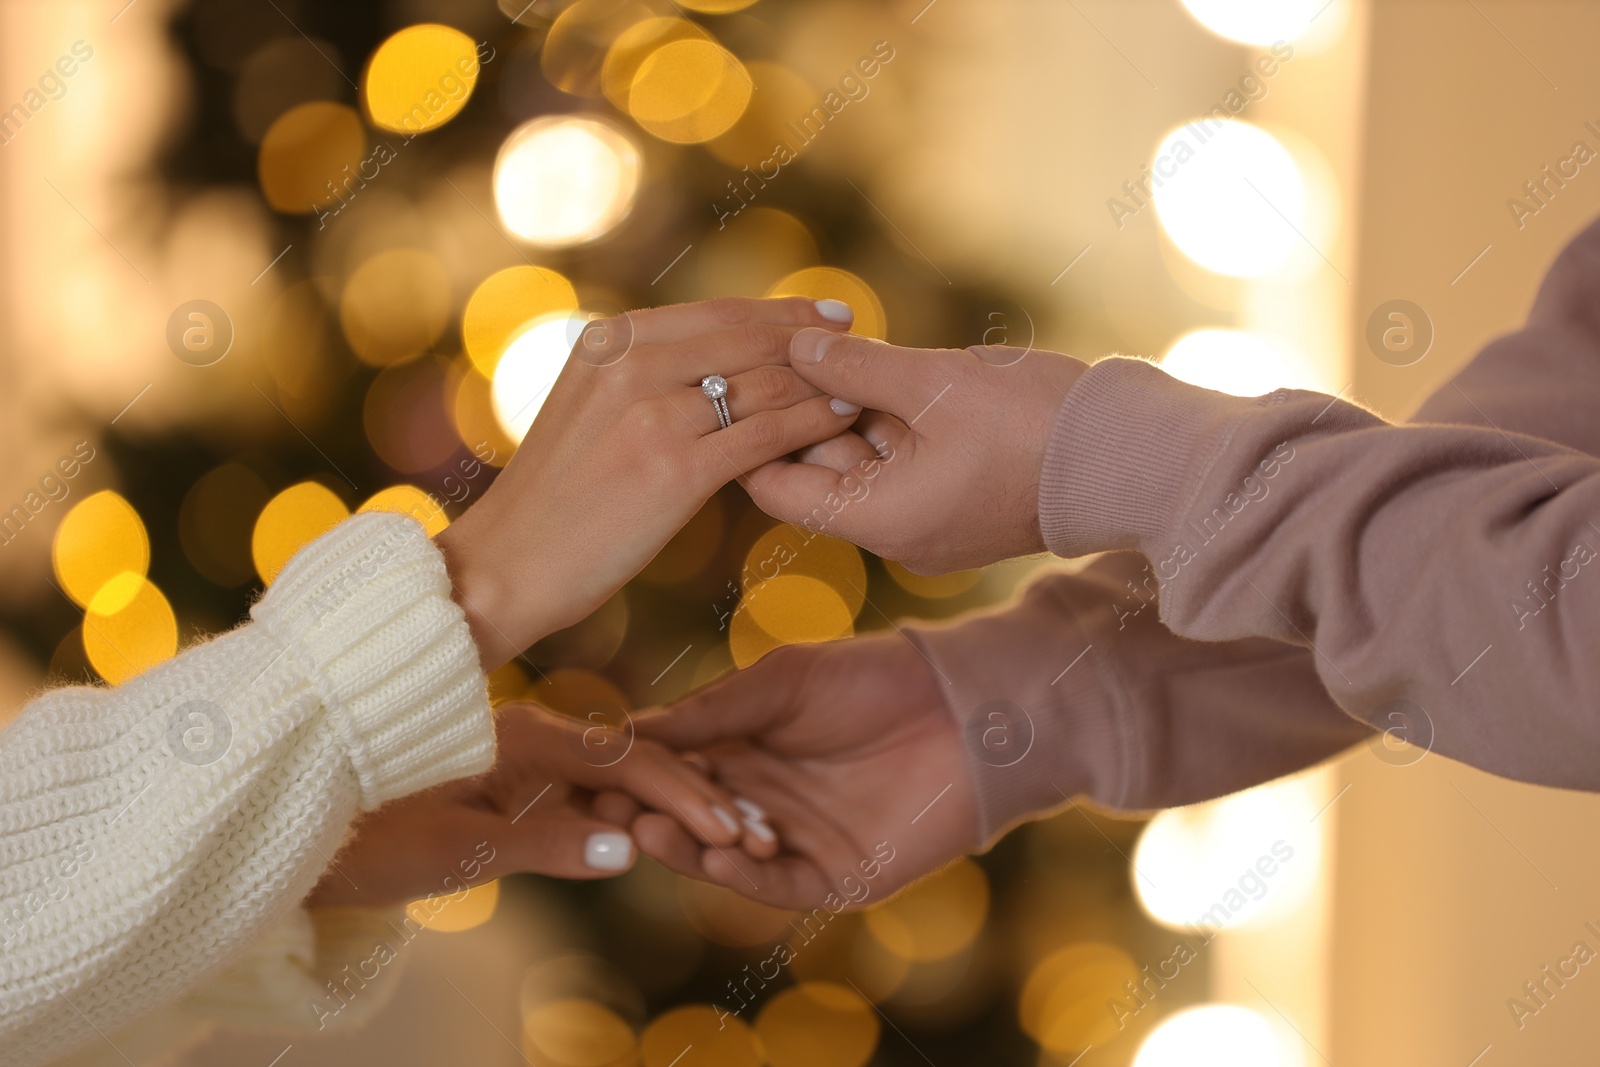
[701,374,732,429]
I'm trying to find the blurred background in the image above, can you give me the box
[4,0,1600,1064]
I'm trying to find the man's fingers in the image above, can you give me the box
[609,297,854,346]
[789,329,956,421]
[740,460,858,534]
[792,429,880,473]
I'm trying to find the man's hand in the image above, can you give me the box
[630,634,979,911]
[306,702,773,909]
[745,331,1088,574]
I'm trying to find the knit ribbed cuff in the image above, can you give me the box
[1038,357,1264,559]
[904,588,1125,850]
[251,513,495,809]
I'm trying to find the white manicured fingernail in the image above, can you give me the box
[743,817,776,843]
[734,797,766,821]
[829,398,861,417]
[712,805,742,835]
[815,299,853,323]
[585,832,633,871]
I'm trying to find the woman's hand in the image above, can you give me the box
[744,332,1088,573]
[437,297,858,670]
[305,702,776,909]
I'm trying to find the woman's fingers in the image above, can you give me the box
[498,809,639,878]
[668,365,826,435]
[611,296,853,346]
[695,395,860,483]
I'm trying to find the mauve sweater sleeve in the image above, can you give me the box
[909,214,1600,847]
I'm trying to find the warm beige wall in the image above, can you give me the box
[1335,3,1600,1064]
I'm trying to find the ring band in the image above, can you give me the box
[701,375,732,430]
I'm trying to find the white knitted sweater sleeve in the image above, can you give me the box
[0,512,496,1067]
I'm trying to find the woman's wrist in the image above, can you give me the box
[436,509,540,675]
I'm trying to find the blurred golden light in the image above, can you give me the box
[543,0,659,98]
[257,101,367,214]
[640,1005,763,1067]
[524,997,637,1067]
[364,24,481,134]
[264,280,345,405]
[708,62,817,168]
[251,482,351,585]
[864,857,989,963]
[1134,1005,1284,1067]
[359,486,449,536]
[695,207,820,298]
[494,117,641,246]
[637,494,724,584]
[1020,942,1141,1054]
[789,912,912,1004]
[755,983,879,1067]
[677,0,759,11]
[728,605,782,669]
[1152,120,1305,278]
[340,249,452,367]
[53,490,150,607]
[1160,329,1331,397]
[1132,779,1323,932]
[234,38,346,143]
[180,464,273,589]
[364,358,461,473]
[741,524,866,616]
[492,313,585,441]
[83,574,178,686]
[628,38,752,144]
[1178,0,1321,45]
[407,879,499,933]
[883,560,983,600]
[768,268,886,340]
[602,17,702,109]
[677,876,796,947]
[742,576,854,646]
[463,265,580,377]
[531,667,633,719]
[448,355,516,464]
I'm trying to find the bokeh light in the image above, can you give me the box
[1020,942,1141,1054]
[463,265,580,377]
[83,573,177,686]
[53,490,150,608]
[755,982,879,1067]
[251,481,351,585]
[494,117,641,246]
[1134,1004,1285,1067]
[340,248,452,366]
[708,62,818,168]
[626,38,752,144]
[363,24,481,134]
[364,358,461,473]
[677,877,796,947]
[768,267,887,339]
[180,464,273,588]
[694,207,820,298]
[640,1005,763,1067]
[1178,0,1322,45]
[883,560,984,599]
[492,313,586,441]
[1151,120,1305,278]
[1160,328,1331,397]
[676,0,759,11]
[601,17,702,110]
[359,485,449,536]
[406,879,499,933]
[524,996,637,1067]
[542,0,659,98]
[1132,779,1323,932]
[234,38,345,143]
[864,857,989,962]
[257,101,367,214]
